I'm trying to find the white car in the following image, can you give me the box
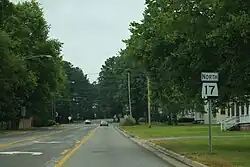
[100,120,108,126]
[84,120,91,124]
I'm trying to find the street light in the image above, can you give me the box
[24,54,52,60]
[0,55,52,82]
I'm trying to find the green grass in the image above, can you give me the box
[122,124,250,167]
[154,137,250,167]
[121,124,250,139]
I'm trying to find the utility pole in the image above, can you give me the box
[127,72,132,117]
[52,96,56,121]
[54,97,56,122]
[51,97,54,121]
[147,76,151,128]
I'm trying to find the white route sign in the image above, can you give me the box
[202,82,218,99]
[201,72,219,82]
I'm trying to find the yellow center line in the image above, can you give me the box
[55,127,98,167]
[60,149,70,155]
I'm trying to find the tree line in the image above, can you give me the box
[98,0,250,123]
[2,0,250,127]
[0,0,95,128]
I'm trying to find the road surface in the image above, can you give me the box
[61,125,173,167]
[0,123,96,167]
[0,123,173,167]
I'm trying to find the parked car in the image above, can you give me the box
[84,120,91,124]
[100,120,108,126]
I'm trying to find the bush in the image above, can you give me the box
[120,115,136,126]
[33,119,56,127]
[47,120,56,126]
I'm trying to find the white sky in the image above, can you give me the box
[10,0,145,82]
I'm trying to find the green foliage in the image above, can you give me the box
[58,61,95,123]
[0,0,95,128]
[120,115,136,126]
[47,120,56,127]
[98,54,147,121]
[118,0,250,121]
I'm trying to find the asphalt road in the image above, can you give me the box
[0,122,174,167]
[62,125,173,167]
[0,123,97,167]
[0,126,66,146]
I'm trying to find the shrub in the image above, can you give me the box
[47,120,56,126]
[120,115,136,126]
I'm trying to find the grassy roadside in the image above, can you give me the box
[154,137,250,167]
[121,124,250,138]
[121,124,250,167]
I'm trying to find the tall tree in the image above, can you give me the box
[59,61,95,122]
[0,0,67,127]
[98,54,147,122]
[122,0,250,121]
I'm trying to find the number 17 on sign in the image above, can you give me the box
[202,82,218,99]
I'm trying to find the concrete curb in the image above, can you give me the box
[116,127,208,167]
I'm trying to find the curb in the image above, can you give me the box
[146,142,207,167]
[116,127,208,167]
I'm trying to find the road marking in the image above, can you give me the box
[33,141,61,144]
[60,149,69,155]
[65,135,74,138]
[0,151,43,156]
[0,129,69,149]
[45,157,58,166]
[55,128,97,167]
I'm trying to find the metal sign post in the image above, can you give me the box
[208,99,212,153]
[201,72,219,153]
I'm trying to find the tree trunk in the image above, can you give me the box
[173,113,178,125]
[168,111,172,125]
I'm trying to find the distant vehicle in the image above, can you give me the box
[100,120,108,126]
[84,120,91,124]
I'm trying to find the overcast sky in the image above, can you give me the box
[11,0,145,82]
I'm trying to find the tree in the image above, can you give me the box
[117,0,250,125]
[0,0,68,128]
[98,54,147,122]
[0,0,97,128]
[58,61,95,122]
